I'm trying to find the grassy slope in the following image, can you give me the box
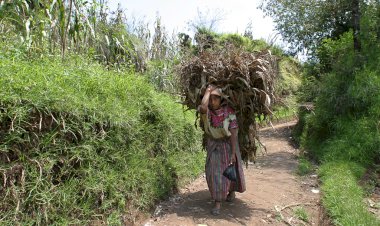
[298,56,380,225]
[0,56,204,224]
[258,56,301,125]
[319,162,379,226]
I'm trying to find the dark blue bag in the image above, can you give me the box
[223,164,237,182]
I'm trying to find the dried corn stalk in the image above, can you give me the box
[177,46,279,163]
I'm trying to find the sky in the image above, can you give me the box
[107,0,278,43]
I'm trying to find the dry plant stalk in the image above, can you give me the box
[177,46,278,162]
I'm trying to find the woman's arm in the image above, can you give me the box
[229,128,237,164]
[199,85,215,114]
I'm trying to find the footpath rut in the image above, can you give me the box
[142,121,322,226]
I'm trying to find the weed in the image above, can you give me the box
[294,207,309,222]
[297,157,313,176]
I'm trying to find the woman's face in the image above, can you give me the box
[210,94,222,110]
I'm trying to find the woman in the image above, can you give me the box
[198,84,246,216]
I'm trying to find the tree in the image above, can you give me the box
[259,0,363,55]
[352,0,361,52]
[187,8,226,32]
[178,33,192,50]
[243,21,254,40]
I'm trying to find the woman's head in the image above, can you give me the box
[209,88,223,110]
[210,94,222,110]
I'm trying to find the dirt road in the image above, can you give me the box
[143,121,321,226]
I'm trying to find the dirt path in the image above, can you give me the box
[142,121,321,226]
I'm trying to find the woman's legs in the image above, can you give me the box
[211,201,221,215]
[226,191,235,202]
[205,144,230,205]
[206,139,232,215]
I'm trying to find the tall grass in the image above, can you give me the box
[319,162,379,226]
[0,55,204,224]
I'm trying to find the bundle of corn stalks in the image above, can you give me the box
[177,47,279,163]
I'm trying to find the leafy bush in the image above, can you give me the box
[316,31,355,75]
[300,66,380,165]
[219,33,251,48]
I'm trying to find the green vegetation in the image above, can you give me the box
[260,0,361,54]
[272,106,296,120]
[294,207,309,222]
[291,1,380,224]
[277,57,302,98]
[0,1,303,224]
[296,157,313,176]
[0,56,204,224]
[319,162,378,226]
[258,56,301,124]
[300,31,380,165]
[270,56,301,122]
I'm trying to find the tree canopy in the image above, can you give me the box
[259,0,361,55]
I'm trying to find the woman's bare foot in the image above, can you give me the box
[226,191,235,202]
[211,201,221,216]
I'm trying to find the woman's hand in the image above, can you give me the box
[206,84,216,93]
[230,153,236,165]
[229,128,238,165]
[199,85,216,114]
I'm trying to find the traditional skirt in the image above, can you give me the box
[205,137,246,202]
